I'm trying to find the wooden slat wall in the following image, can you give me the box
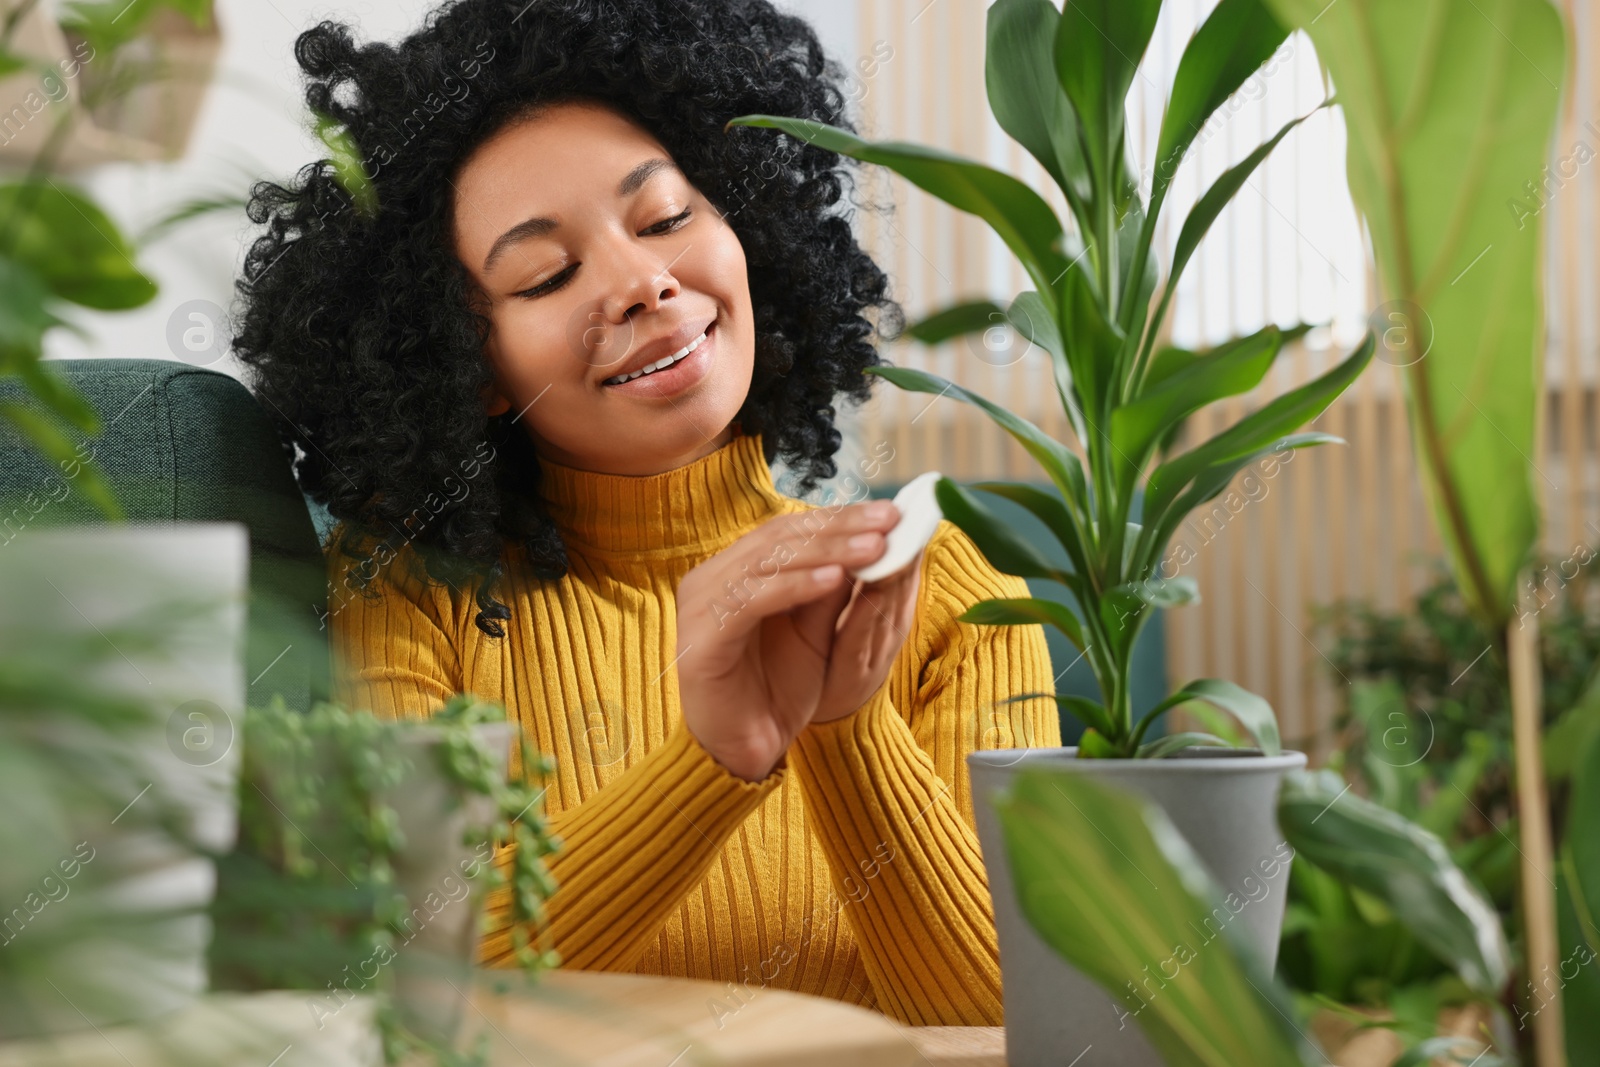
[842,0,1596,760]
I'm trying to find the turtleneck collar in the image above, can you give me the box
[535,428,793,556]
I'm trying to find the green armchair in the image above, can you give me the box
[0,359,330,714]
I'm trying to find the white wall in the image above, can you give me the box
[42,0,860,374]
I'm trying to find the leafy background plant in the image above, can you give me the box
[1308,550,1600,1058]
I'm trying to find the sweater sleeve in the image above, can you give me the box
[476,727,788,970]
[323,531,789,972]
[786,520,1062,1026]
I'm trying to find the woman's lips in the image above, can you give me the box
[600,320,716,399]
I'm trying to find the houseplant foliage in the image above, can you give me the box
[0,0,214,518]
[996,765,1513,1066]
[1257,0,1572,1060]
[1293,555,1600,1049]
[728,0,1374,758]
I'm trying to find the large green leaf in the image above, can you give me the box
[985,0,1091,229]
[968,480,1092,581]
[995,767,1318,1066]
[1132,678,1280,755]
[725,115,1071,300]
[903,300,1008,346]
[864,364,1091,533]
[1140,107,1322,384]
[1007,289,1089,445]
[0,259,66,354]
[0,184,157,310]
[1111,326,1285,497]
[1137,431,1343,575]
[959,596,1087,652]
[1278,769,1511,995]
[1261,0,1565,626]
[1123,0,1289,329]
[1143,333,1373,534]
[1051,0,1161,206]
[1153,0,1289,201]
[934,478,1075,587]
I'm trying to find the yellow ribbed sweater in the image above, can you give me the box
[326,428,1060,1026]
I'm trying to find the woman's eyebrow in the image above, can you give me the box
[482,157,680,273]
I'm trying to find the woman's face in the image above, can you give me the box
[451,100,756,475]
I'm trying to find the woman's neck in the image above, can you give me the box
[534,423,787,556]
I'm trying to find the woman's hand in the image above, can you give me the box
[808,547,924,725]
[674,500,902,781]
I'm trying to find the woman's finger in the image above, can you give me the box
[789,569,856,662]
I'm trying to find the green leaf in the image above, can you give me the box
[995,767,1318,1065]
[1006,289,1088,445]
[1153,0,1289,204]
[969,479,1092,585]
[985,0,1091,227]
[1076,727,1119,758]
[1173,679,1279,756]
[1278,769,1511,995]
[0,345,99,435]
[0,259,66,354]
[1144,107,1322,370]
[1053,695,1115,738]
[725,115,1071,300]
[1138,431,1344,575]
[0,51,25,79]
[1261,0,1566,626]
[1052,0,1161,206]
[865,364,1091,530]
[959,596,1087,652]
[1139,732,1233,759]
[934,478,1073,586]
[1112,326,1285,498]
[903,299,1009,346]
[0,184,157,310]
[1144,333,1373,533]
[1060,259,1124,428]
[314,113,377,220]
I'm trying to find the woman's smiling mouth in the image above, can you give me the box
[600,320,716,398]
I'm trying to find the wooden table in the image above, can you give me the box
[454,969,1008,1066]
[0,972,1009,1066]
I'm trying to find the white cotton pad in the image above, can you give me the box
[850,470,945,583]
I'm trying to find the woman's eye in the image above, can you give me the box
[515,265,576,299]
[644,208,692,235]
[512,210,690,299]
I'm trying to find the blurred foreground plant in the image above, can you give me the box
[209,693,562,1065]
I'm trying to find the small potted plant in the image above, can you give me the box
[209,693,562,1065]
[728,0,1372,1061]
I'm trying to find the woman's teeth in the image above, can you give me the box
[603,328,708,385]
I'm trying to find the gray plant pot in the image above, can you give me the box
[968,746,1307,1067]
[0,523,248,1039]
[383,721,514,1047]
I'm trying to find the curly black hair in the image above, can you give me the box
[233,0,905,637]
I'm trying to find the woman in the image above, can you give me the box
[233,0,1058,1027]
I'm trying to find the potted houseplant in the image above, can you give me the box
[210,693,562,1065]
[727,0,1373,1060]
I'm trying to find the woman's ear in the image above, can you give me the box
[481,381,512,417]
